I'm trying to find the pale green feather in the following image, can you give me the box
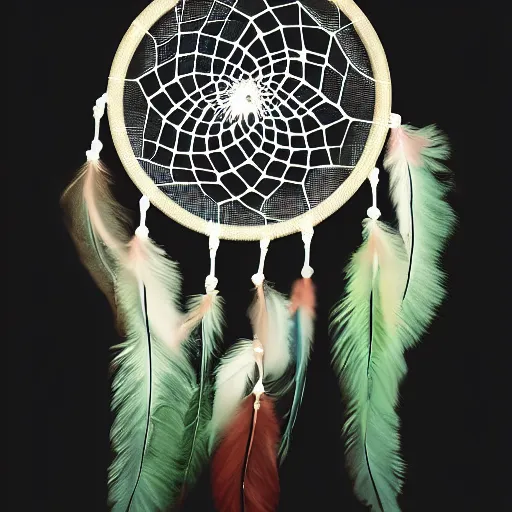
[209,339,255,449]
[177,293,225,491]
[108,241,195,512]
[384,125,456,348]
[331,220,408,512]
[178,383,214,488]
[184,293,225,360]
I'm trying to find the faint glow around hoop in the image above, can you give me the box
[220,78,264,123]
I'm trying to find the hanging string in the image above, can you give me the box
[251,238,270,286]
[205,221,220,293]
[367,167,381,221]
[367,168,381,277]
[300,226,314,278]
[85,93,108,162]
[135,195,150,239]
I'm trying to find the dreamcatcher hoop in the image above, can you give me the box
[107,0,391,240]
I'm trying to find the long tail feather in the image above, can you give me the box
[384,124,456,347]
[108,234,194,511]
[212,395,280,512]
[279,278,315,461]
[331,219,408,512]
[60,160,130,309]
[178,292,225,494]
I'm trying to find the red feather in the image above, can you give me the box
[289,277,316,316]
[212,395,280,512]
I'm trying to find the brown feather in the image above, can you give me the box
[212,395,280,512]
[61,160,130,310]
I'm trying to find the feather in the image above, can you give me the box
[248,284,291,380]
[108,233,195,511]
[384,124,456,348]
[211,395,280,512]
[60,160,130,309]
[179,292,224,357]
[331,219,408,512]
[178,382,214,495]
[177,291,225,495]
[210,339,256,449]
[122,234,184,349]
[279,278,315,461]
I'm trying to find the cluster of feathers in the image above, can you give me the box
[61,159,315,512]
[62,123,454,512]
[330,124,456,511]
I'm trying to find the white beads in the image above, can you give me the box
[205,275,218,294]
[86,139,103,162]
[389,112,402,129]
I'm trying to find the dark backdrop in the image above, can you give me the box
[9,1,505,511]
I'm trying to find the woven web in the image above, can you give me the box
[123,0,376,226]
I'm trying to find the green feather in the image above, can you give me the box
[331,220,408,512]
[178,382,214,488]
[384,124,456,348]
[176,293,225,493]
[108,240,195,512]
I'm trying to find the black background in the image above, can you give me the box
[9,1,506,511]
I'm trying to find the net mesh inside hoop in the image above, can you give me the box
[108,0,390,239]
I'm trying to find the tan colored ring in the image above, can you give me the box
[108,0,391,241]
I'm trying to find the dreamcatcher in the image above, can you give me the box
[61,0,455,511]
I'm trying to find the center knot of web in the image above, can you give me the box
[219,78,264,124]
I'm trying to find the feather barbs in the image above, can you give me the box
[212,339,280,512]
[248,283,291,380]
[386,125,429,168]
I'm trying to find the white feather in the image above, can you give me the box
[123,235,184,350]
[249,285,291,380]
[388,154,413,256]
[262,287,292,378]
[209,339,255,448]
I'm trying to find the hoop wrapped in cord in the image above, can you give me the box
[107,0,391,240]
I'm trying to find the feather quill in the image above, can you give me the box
[108,233,194,511]
[331,219,408,512]
[384,124,456,347]
[279,278,315,461]
[60,160,129,309]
